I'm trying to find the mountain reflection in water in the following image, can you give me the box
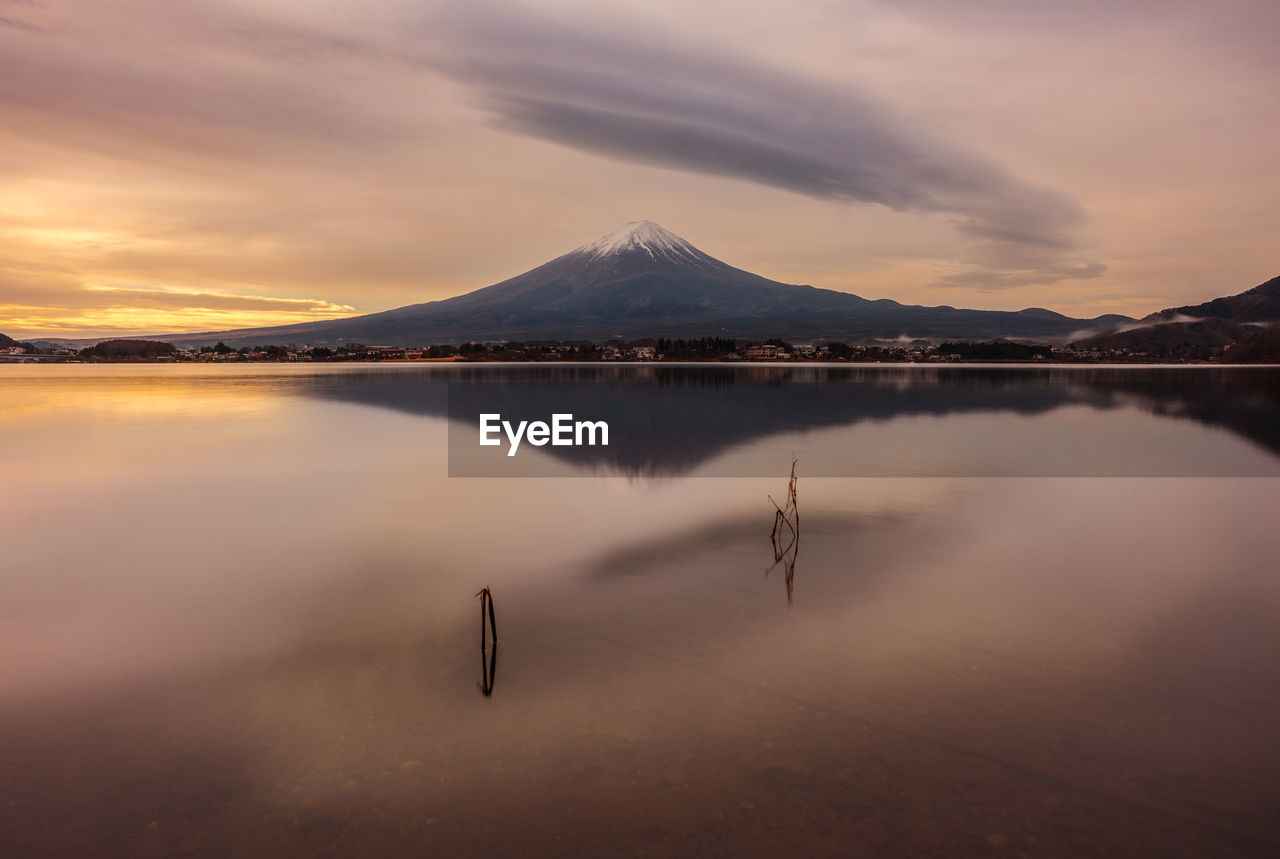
[296,365,1280,476]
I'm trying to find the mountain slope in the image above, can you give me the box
[1222,324,1280,363]
[146,221,1129,347]
[1076,319,1249,359]
[1150,274,1280,323]
[0,331,37,351]
[1072,274,1280,357]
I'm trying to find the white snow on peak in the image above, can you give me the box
[577,220,701,261]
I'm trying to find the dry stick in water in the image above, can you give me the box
[487,589,497,643]
[476,587,498,696]
[766,460,800,603]
[769,459,800,546]
[483,638,498,697]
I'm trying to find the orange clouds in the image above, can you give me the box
[1,287,357,337]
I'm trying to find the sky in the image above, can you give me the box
[2,0,1277,338]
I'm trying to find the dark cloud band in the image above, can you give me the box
[432,10,1104,289]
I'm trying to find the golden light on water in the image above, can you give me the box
[0,369,284,426]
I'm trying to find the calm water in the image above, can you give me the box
[2,364,1279,857]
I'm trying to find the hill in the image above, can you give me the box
[1073,274,1280,359]
[1222,325,1280,363]
[0,331,36,352]
[1075,319,1249,360]
[1151,274,1280,324]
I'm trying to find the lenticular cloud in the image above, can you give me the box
[429,9,1105,290]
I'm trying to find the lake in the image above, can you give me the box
[2,364,1279,856]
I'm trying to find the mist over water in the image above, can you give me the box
[2,364,1279,856]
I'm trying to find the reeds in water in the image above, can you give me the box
[767,460,800,604]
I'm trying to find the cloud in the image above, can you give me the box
[934,260,1108,290]
[1113,312,1205,334]
[427,6,1104,289]
[84,285,355,314]
[0,1,419,176]
[0,15,44,32]
[2,282,356,338]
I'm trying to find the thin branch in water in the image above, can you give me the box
[766,460,800,605]
[476,586,498,696]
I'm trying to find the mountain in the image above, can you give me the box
[1075,319,1250,360]
[1222,324,1280,363]
[0,331,37,351]
[1148,274,1280,324]
[117,221,1132,347]
[1073,274,1280,358]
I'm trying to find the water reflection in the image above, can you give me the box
[293,365,1280,476]
[6,365,1278,477]
[3,366,1280,857]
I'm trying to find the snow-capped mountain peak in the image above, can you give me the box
[577,220,701,262]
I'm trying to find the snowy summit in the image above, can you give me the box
[577,220,702,263]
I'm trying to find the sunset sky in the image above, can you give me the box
[2,0,1277,338]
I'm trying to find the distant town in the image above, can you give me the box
[3,333,1274,364]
